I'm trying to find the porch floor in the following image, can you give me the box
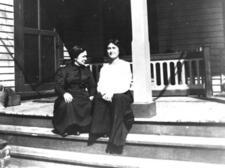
[0,96,225,123]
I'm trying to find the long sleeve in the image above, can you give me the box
[54,68,66,96]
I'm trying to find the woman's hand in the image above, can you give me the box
[102,92,113,102]
[89,96,94,101]
[63,92,73,103]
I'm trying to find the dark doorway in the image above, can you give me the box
[14,0,62,97]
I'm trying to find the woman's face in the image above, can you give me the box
[76,50,87,66]
[107,43,119,60]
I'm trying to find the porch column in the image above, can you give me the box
[130,0,152,103]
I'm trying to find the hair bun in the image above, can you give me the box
[70,45,85,60]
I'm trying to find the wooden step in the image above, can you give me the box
[0,113,224,137]
[1,96,225,138]
[1,124,225,164]
[10,145,225,168]
[10,157,93,168]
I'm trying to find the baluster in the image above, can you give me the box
[160,62,164,86]
[152,62,156,86]
[181,60,186,85]
[174,61,178,85]
[200,60,204,85]
[166,61,170,85]
[189,60,193,86]
[196,60,200,85]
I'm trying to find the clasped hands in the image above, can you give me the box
[102,92,113,102]
[63,92,94,103]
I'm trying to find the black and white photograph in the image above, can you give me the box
[0,0,225,167]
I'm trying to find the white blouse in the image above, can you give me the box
[97,59,132,95]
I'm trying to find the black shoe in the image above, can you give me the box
[61,132,68,137]
[52,129,68,137]
[52,129,59,134]
[66,127,80,136]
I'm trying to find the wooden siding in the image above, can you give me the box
[0,0,15,89]
[157,0,225,51]
[156,0,225,93]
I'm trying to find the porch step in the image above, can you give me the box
[1,96,225,137]
[1,124,225,164]
[0,113,224,137]
[10,145,225,168]
[10,157,93,168]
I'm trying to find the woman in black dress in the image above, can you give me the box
[89,39,134,154]
[52,45,96,137]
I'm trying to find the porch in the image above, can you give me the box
[0,0,225,166]
[1,0,220,102]
[87,47,211,98]
[1,0,222,102]
[1,95,225,123]
[0,95,225,167]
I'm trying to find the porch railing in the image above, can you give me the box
[61,48,209,96]
[88,50,206,95]
[150,57,204,91]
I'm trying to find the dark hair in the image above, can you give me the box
[106,38,126,56]
[107,38,120,49]
[69,45,85,60]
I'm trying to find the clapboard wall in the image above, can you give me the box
[156,0,225,93]
[0,0,15,90]
[157,0,225,50]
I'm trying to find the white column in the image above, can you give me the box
[131,0,152,103]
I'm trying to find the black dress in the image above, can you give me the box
[89,91,134,154]
[52,63,96,136]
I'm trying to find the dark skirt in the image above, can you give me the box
[52,91,92,135]
[89,91,134,153]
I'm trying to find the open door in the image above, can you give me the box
[14,0,63,97]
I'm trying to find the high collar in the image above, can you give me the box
[109,58,120,65]
[70,62,85,69]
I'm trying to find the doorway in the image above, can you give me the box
[14,0,62,97]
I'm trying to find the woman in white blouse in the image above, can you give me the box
[88,39,134,154]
